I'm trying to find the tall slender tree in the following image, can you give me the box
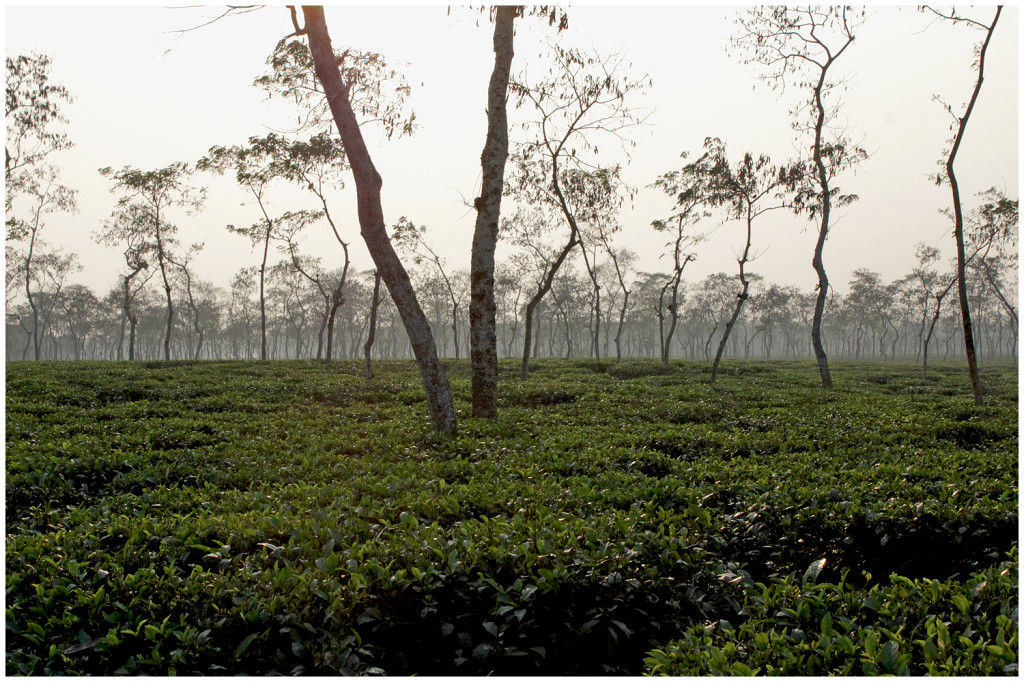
[6,52,77,360]
[7,164,78,360]
[508,38,647,379]
[296,6,457,434]
[393,217,465,359]
[270,134,353,360]
[651,156,706,365]
[200,136,293,360]
[923,5,1003,405]
[732,6,866,388]
[663,138,800,382]
[469,5,519,417]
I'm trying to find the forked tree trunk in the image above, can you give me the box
[470,5,517,416]
[922,281,953,379]
[303,6,457,434]
[157,258,174,361]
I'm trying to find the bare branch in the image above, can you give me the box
[167,5,266,36]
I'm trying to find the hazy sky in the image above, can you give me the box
[5,4,1019,300]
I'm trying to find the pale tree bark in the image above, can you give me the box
[301,5,457,434]
[470,5,518,417]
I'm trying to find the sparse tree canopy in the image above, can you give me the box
[661,137,801,382]
[254,35,414,139]
[5,53,73,187]
[98,162,205,361]
[731,5,866,390]
[923,4,1003,406]
[507,41,648,378]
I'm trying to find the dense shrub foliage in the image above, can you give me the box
[5,359,1018,674]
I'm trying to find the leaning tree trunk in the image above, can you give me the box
[470,5,517,417]
[982,259,1018,328]
[945,6,1000,405]
[711,211,755,383]
[520,233,578,380]
[303,5,457,434]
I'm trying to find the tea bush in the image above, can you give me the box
[5,359,1017,674]
[645,547,1018,676]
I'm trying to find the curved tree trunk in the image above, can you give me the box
[944,6,1000,405]
[711,210,754,383]
[303,5,456,434]
[809,69,834,389]
[520,233,578,380]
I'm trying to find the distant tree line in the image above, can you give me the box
[5,244,1017,366]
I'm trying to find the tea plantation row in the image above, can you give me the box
[5,358,1018,674]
